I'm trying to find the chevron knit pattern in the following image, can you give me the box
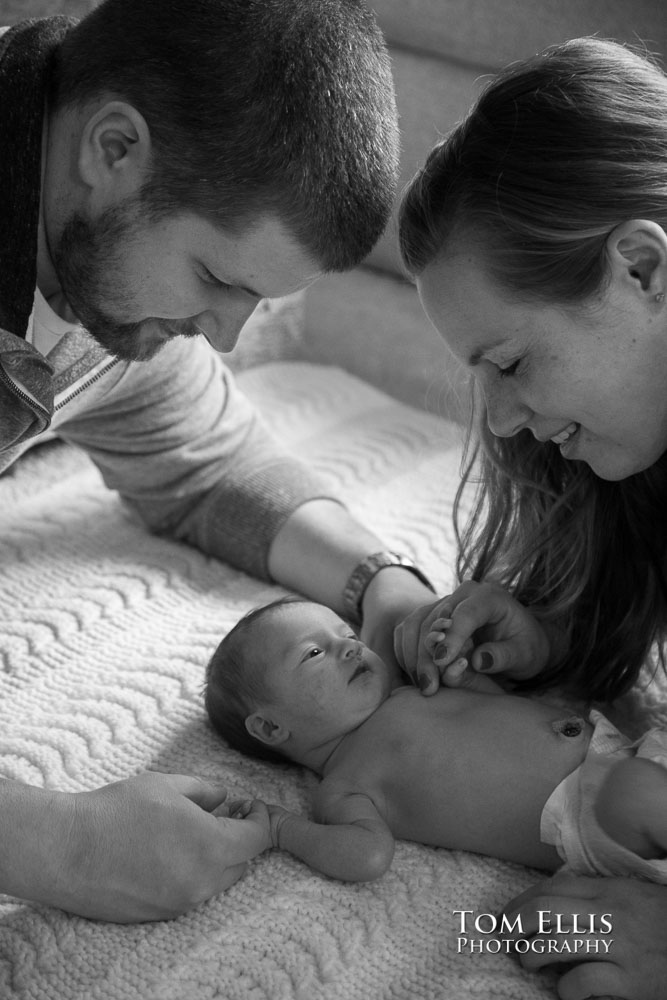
[2,361,665,1000]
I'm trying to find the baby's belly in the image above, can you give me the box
[370,688,592,869]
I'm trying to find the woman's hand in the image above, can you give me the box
[501,872,667,999]
[394,580,551,695]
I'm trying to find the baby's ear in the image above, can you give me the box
[246,712,290,747]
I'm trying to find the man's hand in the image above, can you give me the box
[0,773,257,923]
[502,873,667,1000]
[213,796,275,856]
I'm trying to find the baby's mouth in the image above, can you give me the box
[349,661,370,683]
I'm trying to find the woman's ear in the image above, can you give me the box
[77,100,151,203]
[245,711,290,747]
[606,219,667,302]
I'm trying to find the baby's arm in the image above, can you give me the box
[269,786,395,881]
[594,756,667,859]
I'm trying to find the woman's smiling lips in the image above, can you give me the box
[533,422,580,445]
[550,422,579,446]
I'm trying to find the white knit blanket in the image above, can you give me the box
[2,361,665,1000]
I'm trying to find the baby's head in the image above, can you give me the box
[205,597,393,769]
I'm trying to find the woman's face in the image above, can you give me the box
[417,248,667,480]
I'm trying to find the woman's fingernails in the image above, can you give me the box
[434,641,447,661]
[478,651,494,672]
[418,673,430,691]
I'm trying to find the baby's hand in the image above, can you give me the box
[213,797,274,854]
[426,619,505,695]
[217,797,255,820]
[397,580,550,696]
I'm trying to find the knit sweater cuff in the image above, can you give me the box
[172,456,344,581]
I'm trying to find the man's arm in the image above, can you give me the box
[0,773,265,922]
[268,497,436,656]
[59,338,437,657]
[270,789,395,882]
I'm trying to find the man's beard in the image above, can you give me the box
[52,199,200,363]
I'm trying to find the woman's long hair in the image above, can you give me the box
[399,37,667,700]
[454,399,667,700]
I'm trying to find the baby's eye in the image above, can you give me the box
[306,647,323,659]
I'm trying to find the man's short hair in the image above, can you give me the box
[53,0,399,271]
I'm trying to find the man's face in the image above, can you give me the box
[52,198,323,362]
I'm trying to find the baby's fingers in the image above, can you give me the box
[439,657,469,686]
[425,619,452,656]
[214,797,253,819]
[440,657,505,694]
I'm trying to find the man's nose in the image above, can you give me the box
[195,298,260,353]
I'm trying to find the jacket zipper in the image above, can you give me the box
[0,363,52,420]
[54,357,120,412]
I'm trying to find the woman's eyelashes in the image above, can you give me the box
[199,265,230,288]
[497,358,522,378]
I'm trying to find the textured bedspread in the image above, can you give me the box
[2,361,664,1000]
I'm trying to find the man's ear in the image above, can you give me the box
[77,100,151,201]
[245,711,290,748]
[606,219,667,301]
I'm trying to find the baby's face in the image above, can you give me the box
[251,603,393,746]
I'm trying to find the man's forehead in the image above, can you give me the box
[203,214,324,299]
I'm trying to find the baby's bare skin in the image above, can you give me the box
[226,601,593,881]
[314,686,591,870]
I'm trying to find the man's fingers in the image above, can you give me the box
[164,774,230,811]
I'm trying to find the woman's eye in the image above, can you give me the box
[200,266,229,288]
[498,359,521,379]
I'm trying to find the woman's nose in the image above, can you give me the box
[483,382,530,438]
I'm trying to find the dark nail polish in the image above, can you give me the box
[418,673,430,691]
[434,641,447,661]
[478,651,494,672]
